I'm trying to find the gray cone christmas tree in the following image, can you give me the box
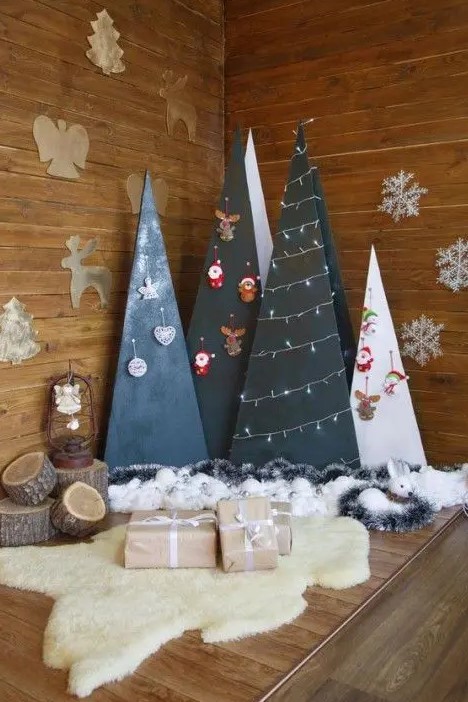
[0,297,41,365]
[230,123,360,470]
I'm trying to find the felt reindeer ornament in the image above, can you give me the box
[355,376,381,420]
[215,197,240,242]
[221,315,246,357]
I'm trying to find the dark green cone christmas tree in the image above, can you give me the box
[312,167,356,388]
[186,129,261,459]
[105,172,208,472]
[230,124,360,470]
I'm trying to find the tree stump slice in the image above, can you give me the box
[0,497,56,546]
[51,482,106,537]
[54,459,109,510]
[1,452,57,506]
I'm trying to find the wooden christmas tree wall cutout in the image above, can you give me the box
[350,246,426,466]
[230,124,360,470]
[186,129,261,459]
[126,173,169,216]
[105,171,208,471]
[61,237,112,310]
[0,297,40,365]
[33,116,89,179]
[86,9,125,76]
[159,71,196,142]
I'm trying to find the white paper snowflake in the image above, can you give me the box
[400,314,444,367]
[378,170,428,222]
[436,238,468,292]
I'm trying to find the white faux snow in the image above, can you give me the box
[109,464,468,516]
[436,238,468,292]
[378,170,427,222]
[400,314,444,367]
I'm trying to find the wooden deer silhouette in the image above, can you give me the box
[61,236,112,309]
[159,71,196,142]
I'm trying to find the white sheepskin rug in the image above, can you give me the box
[0,516,369,698]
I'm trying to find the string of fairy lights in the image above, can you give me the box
[265,269,328,293]
[233,407,352,441]
[252,331,338,358]
[240,368,346,405]
[258,299,334,323]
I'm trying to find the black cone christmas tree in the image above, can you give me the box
[186,129,261,459]
[312,167,356,388]
[105,172,207,472]
[230,124,360,470]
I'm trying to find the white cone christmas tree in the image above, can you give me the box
[351,246,426,466]
[245,130,273,288]
[0,297,40,365]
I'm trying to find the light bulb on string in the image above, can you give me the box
[267,435,272,442]
[334,414,338,422]
[316,421,321,429]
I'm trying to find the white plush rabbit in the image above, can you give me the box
[358,458,414,513]
[411,463,468,509]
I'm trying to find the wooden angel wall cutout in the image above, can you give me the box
[159,71,196,142]
[61,236,112,310]
[86,9,125,75]
[33,116,89,179]
[126,173,169,216]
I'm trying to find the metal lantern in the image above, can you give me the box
[47,363,97,469]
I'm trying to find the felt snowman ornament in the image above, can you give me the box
[355,344,374,372]
[383,352,409,396]
[192,338,215,377]
[361,307,378,336]
[206,246,224,290]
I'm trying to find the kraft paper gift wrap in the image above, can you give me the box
[271,501,292,556]
[124,509,217,569]
[217,496,278,573]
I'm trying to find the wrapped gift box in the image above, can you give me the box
[217,496,278,573]
[124,509,217,569]
[271,501,293,555]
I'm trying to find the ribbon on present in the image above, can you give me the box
[132,511,217,568]
[219,501,273,571]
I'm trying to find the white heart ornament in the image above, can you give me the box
[154,325,176,346]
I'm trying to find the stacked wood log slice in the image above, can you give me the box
[53,459,109,510]
[50,481,106,537]
[0,498,56,546]
[2,452,57,506]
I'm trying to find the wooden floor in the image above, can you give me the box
[0,508,461,702]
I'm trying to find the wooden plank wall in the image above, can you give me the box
[0,0,223,468]
[225,0,468,465]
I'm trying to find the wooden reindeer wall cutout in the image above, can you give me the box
[33,116,89,179]
[126,173,169,216]
[159,71,196,142]
[86,9,125,76]
[61,236,112,310]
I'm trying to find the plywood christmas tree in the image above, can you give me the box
[105,172,207,472]
[186,129,261,459]
[0,297,40,364]
[351,246,426,466]
[230,124,360,470]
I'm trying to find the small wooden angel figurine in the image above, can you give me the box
[221,318,246,357]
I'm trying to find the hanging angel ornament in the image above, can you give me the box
[206,246,224,289]
[138,255,159,300]
[361,287,378,336]
[192,337,215,376]
[383,350,409,396]
[216,197,240,242]
[221,315,246,357]
[54,380,81,431]
[355,338,374,373]
[355,376,381,420]
[238,261,260,303]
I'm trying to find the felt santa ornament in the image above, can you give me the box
[355,343,374,372]
[192,338,215,377]
[383,352,409,395]
[206,246,224,289]
[238,262,260,303]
